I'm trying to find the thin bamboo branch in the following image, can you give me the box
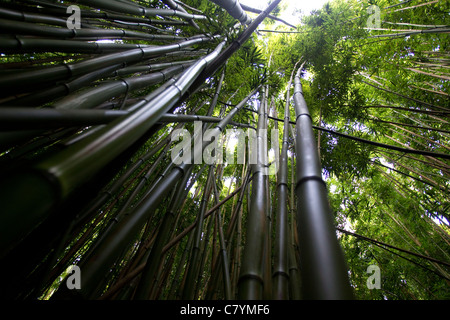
[359,105,450,116]
[174,0,204,14]
[358,77,447,112]
[384,0,440,14]
[369,117,450,135]
[162,0,201,30]
[382,21,448,28]
[257,29,303,33]
[164,183,245,254]
[409,85,449,97]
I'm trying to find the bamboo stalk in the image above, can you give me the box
[96,125,248,300]
[168,231,195,299]
[0,6,69,27]
[114,60,197,77]
[0,36,215,90]
[0,108,128,130]
[210,177,232,300]
[194,193,216,299]
[52,64,190,111]
[4,63,124,107]
[288,224,302,300]
[238,89,269,300]
[41,134,172,277]
[292,64,353,299]
[224,169,252,247]
[263,89,273,301]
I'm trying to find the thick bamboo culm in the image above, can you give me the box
[0,0,365,301]
[292,65,354,299]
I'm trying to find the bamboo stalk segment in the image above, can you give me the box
[292,65,354,300]
[0,41,225,259]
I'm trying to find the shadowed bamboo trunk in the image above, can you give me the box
[237,90,269,300]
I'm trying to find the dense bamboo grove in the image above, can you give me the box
[0,0,448,301]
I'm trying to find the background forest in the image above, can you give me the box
[0,0,448,300]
